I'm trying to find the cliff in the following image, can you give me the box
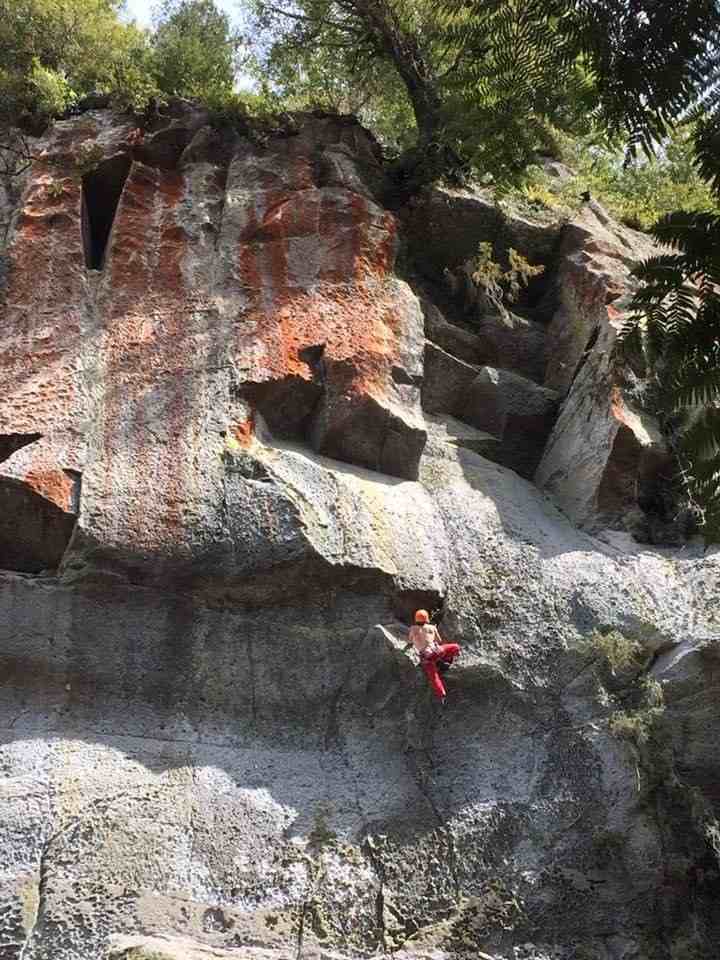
[0,102,718,960]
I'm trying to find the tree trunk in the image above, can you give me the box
[346,0,464,198]
[347,0,442,141]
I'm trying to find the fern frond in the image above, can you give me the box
[672,363,720,409]
[681,407,720,462]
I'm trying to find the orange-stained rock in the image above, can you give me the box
[542,205,656,395]
[231,417,255,448]
[219,142,425,480]
[0,110,425,575]
[23,468,76,513]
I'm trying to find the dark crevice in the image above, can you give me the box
[565,323,600,395]
[233,377,323,444]
[0,432,42,464]
[0,478,78,573]
[81,153,131,270]
[229,346,329,447]
[393,589,444,625]
[134,124,194,170]
[299,343,326,384]
[391,364,422,387]
[364,837,388,950]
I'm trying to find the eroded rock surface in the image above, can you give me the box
[1,105,719,960]
[535,207,677,539]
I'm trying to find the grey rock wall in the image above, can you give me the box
[0,106,719,960]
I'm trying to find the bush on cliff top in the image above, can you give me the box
[249,0,720,190]
[0,0,155,122]
[0,0,239,132]
[502,126,719,233]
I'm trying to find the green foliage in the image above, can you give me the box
[505,248,545,301]
[581,629,644,675]
[577,628,665,766]
[0,0,242,136]
[249,0,720,191]
[46,179,65,197]
[561,127,718,230]
[500,126,719,231]
[246,5,416,154]
[609,677,665,746]
[202,87,285,133]
[107,32,162,112]
[441,0,720,179]
[619,114,720,542]
[560,1,720,158]
[151,0,240,100]
[28,59,76,116]
[0,0,246,170]
[605,670,669,799]
[249,0,602,183]
[0,0,158,128]
[437,0,599,183]
[470,242,544,315]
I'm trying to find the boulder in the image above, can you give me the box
[216,134,427,480]
[419,295,484,365]
[424,412,500,459]
[538,156,576,182]
[420,296,547,384]
[462,366,559,477]
[422,340,480,415]
[543,204,656,396]
[536,207,677,537]
[536,313,675,536]
[473,310,547,383]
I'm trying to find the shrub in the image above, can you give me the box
[503,126,718,232]
[576,628,645,675]
[470,241,544,316]
[28,60,76,118]
[609,676,665,743]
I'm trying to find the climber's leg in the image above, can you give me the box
[436,642,460,666]
[422,656,447,700]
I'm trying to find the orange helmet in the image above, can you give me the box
[414,609,430,624]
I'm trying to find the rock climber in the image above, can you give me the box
[408,609,461,705]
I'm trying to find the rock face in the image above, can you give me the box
[0,104,719,960]
[461,366,559,477]
[535,208,678,539]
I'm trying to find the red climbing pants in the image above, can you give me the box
[421,644,461,699]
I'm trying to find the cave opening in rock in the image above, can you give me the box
[81,154,131,270]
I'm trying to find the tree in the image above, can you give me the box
[250,0,720,189]
[151,0,241,100]
[620,111,720,541]
[0,0,157,179]
[0,0,154,125]
[0,0,240,178]
[258,27,416,153]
